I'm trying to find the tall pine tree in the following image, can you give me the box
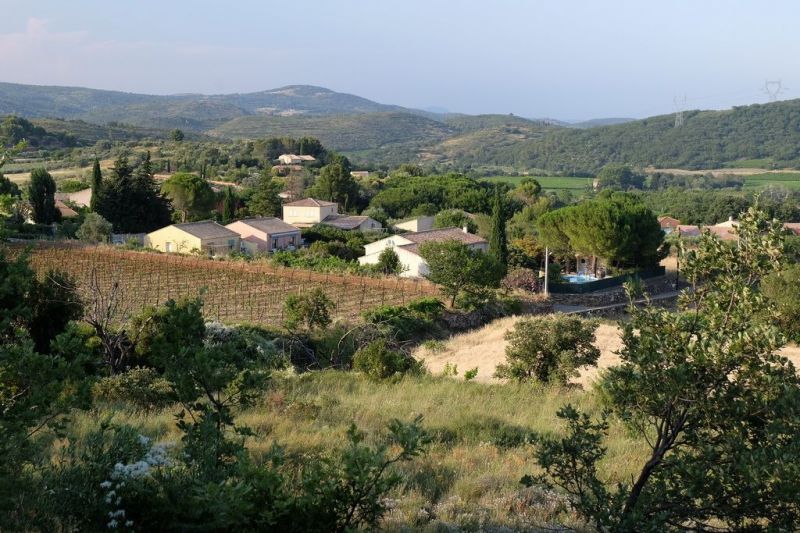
[89,158,102,212]
[489,187,509,275]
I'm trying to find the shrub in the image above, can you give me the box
[762,264,800,342]
[76,212,113,243]
[352,339,419,380]
[495,315,600,384]
[361,297,444,342]
[502,268,539,292]
[92,367,177,410]
[284,288,334,330]
[376,248,402,275]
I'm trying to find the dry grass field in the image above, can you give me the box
[417,316,800,385]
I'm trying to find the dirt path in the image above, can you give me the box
[417,316,800,386]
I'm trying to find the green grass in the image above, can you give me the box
[69,371,645,530]
[742,172,800,189]
[725,158,776,169]
[481,175,592,190]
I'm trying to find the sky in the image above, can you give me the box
[1,0,799,121]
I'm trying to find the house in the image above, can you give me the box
[676,225,702,238]
[393,216,435,233]
[658,216,680,234]
[55,199,79,219]
[358,227,488,278]
[282,198,383,232]
[282,198,339,226]
[350,170,370,178]
[226,217,301,254]
[144,221,240,256]
[56,188,92,208]
[277,154,316,165]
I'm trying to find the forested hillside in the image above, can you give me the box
[4,81,800,171]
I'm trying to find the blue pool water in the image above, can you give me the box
[563,274,599,284]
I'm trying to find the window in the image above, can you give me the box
[272,238,278,249]
[165,242,172,252]
[228,239,235,250]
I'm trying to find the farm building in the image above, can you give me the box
[277,154,316,165]
[56,188,92,208]
[282,198,383,232]
[226,217,301,253]
[393,216,435,233]
[145,221,240,256]
[358,227,488,278]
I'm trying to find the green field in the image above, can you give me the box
[742,172,800,189]
[481,175,592,190]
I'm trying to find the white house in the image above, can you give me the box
[282,198,382,232]
[358,227,488,278]
[392,215,435,233]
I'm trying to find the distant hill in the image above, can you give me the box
[3,81,800,172]
[570,117,636,128]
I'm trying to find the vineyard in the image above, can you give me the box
[10,242,439,326]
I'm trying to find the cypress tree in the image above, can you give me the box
[89,158,102,212]
[489,187,509,274]
[28,168,58,224]
[222,186,236,223]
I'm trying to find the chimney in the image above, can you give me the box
[462,225,469,233]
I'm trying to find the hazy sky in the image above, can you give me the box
[1,0,798,120]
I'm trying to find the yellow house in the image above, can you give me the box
[145,221,241,256]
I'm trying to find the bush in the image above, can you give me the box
[352,339,420,380]
[204,322,289,369]
[376,248,402,275]
[362,297,444,342]
[495,315,600,384]
[502,268,539,292]
[284,288,334,330]
[92,367,177,410]
[762,264,800,342]
[76,212,112,243]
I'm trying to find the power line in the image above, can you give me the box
[762,80,787,102]
[673,95,686,128]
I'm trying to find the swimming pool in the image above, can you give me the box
[563,274,599,284]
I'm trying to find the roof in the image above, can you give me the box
[714,217,739,228]
[784,222,800,235]
[172,221,240,240]
[283,198,338,208]
[55,199,78,218]
[706,225,738,241]
[391,227,488,255]
[233,217,300,234]
[321,214,376,230]
[279,154,316,161]
[658,216,680,228]
[677,225,702,237]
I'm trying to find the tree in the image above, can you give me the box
[171,129,185,142]
[494,315,599,383]
[595,163,644,190]
[222,186,237,224]
[309,161,360,211]
[76,212,113,243]
[531,207,800,530]
[161,172,216,222]
[27,168,58,224]
[89,158,102,212]
[95,155,171,233]
[433,209,477,233]
[418,241,503,307]
[246,172,282,217]
[489,188,509,274]
[376,248,402,275]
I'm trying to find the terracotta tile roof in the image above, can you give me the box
[283,198,337,208]
[784,223,800,235]
[677,225,702,237]
[234,217,300,234]
[706,225,738,241]
[173,221,239,240]
[55,199,78,218]
[658,216,680,228]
